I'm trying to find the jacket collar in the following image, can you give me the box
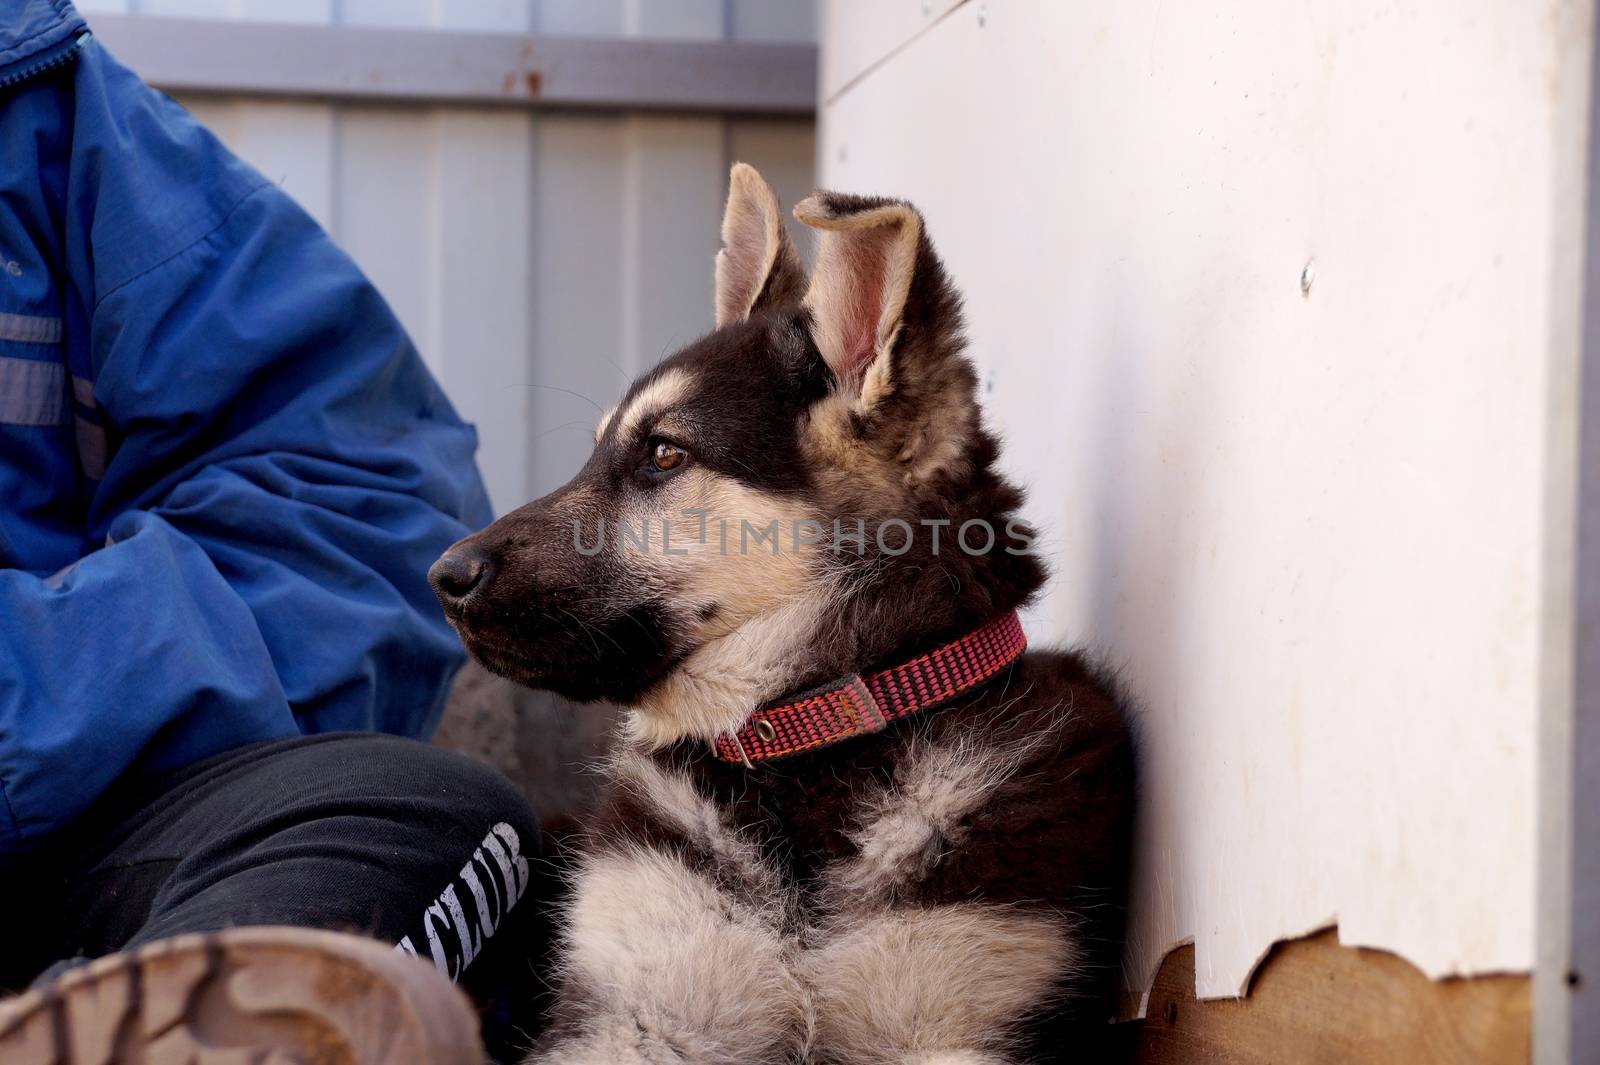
[0,0,87,82]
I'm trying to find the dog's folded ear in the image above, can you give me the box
[793,191,959,412]
[714,163,807,329]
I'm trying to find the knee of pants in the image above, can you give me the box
[323,739,549,983]
[296,733,541,850]
[169,732,546,893]
[107,733,546,970]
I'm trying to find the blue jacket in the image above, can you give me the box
[0,1,493,864]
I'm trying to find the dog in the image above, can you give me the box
[430,164,1135,1065]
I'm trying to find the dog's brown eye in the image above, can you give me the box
[651,441,686,472]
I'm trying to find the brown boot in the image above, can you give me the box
[0,926,484,1064]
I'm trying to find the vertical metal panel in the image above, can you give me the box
[171,96,234,137]
[1554,11,1600,1063]
[342,0,532,31]
[533,0,624,36]
[731,0,819,43]
[622,116,726,371]
[624,0,722,39]
[518,0,819,502]
[726,118,817,258]
[133,0,334,17]
[332,107,438,365]
[236,0,330,20]
[338,0,436,27]
[103,0,816,514]
[173,93,337,233]
[433,110,536,512]
[136,0,237,15]
[529,115,629,499]
[229,102,336,231]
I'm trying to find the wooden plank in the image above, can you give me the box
[86,14,817,115]
[1136,930,1531,1065]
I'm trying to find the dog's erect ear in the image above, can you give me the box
[793,191,937,409]
[714,163,806,328]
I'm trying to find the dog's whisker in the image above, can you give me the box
[515,381,607,414]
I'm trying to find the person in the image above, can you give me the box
[0,3,542,1061]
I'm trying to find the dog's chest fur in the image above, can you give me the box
[556,650,1133,1061]
[671,653,1126,912]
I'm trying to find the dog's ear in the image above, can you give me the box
[714,163,806,328]
[794,191,955,411]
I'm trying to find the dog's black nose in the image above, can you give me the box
[429,546,491,605]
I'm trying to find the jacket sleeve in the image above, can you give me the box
[0,39,493,861]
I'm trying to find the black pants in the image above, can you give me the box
[0,732,551,1060]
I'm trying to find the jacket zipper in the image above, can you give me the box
[0,32,90,92]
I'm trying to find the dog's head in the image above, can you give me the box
[431,164,1044,745]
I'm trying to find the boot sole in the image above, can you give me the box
[0,926,483,1064]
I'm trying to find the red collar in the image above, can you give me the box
[713,612,1027,767]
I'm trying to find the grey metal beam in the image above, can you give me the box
[1557,14,1600,1065]
[85,14,817,116]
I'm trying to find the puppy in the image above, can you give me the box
[431,164,1135,1065]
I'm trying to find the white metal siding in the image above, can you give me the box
[77,0,816,515]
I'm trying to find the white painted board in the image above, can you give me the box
[818,0,963,101]
[818,0,1591,1004]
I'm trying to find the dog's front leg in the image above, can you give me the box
[526,844,806,1065]
[798,904,1073,1065]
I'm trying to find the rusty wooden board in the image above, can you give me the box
[1134,930,1531,1065]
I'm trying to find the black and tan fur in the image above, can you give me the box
[430,164,1135,1064]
